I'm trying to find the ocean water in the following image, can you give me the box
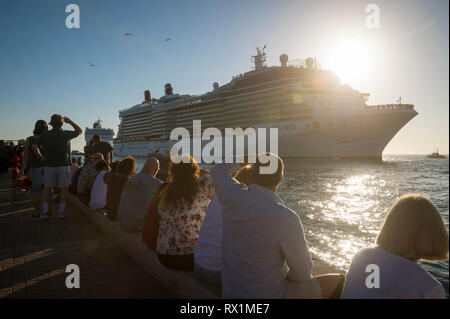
[279,155,449,295]
[131,155,449,295]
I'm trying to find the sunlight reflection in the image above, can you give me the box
[0,248,53,272]
[302,173,387,269]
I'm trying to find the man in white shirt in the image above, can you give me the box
[211,154,343,299]
[193,194,223,289]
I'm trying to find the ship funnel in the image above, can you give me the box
[144,90,151,101]
[280,54,288,67]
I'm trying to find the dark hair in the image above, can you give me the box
[250,154,284,190]
[50,114,63,129]
[33,120,48,136]
[160,155,200,210]
[92,135,100,141]
[118,156,136,177]
[110,161,120,173]
[235,165,253,186]
[95,159,110,171]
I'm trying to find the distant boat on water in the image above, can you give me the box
[427,149,446,158]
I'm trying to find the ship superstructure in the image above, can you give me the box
[85,118,114,144]
[114,47,417,160]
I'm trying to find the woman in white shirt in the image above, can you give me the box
[343,194,449,299]
[193,165,253,290]
[89,160,110,210]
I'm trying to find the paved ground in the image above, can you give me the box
[0,173,173,298]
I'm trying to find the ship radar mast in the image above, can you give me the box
[252,45,267,71]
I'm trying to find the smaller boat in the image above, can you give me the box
[427,149,446,158]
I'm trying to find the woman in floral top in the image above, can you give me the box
[156,154,214,271]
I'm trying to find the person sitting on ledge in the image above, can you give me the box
[156,154,214,271]
[211,153,344,299]
[193,164,253,291]
[89,160,110,210]
[117,156,162,232]
[142,181,168,250]
[342,194,449,299]
[104,156,136,221]
[70,157,80,180]
[78,153,104,205]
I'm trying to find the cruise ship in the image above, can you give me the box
[113,47,418,160]
[85,118,114,144]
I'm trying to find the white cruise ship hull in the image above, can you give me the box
[114,107,417,160]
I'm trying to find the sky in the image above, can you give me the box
[0,0,448,154]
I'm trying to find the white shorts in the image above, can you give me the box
[43,166,71,188]
[284,278,322,299]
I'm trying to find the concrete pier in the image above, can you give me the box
[0,173,173,298]
[0,172,340,299]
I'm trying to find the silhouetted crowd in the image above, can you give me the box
[8,116,450,299]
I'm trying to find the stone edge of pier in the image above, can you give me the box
[68,194,219,299]
[67,194,340,299]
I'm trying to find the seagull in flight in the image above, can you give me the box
[124,33,133,37]
[88,63,96,67]
[165,38,172,42]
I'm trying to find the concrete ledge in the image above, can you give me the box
[68,194,341,298]
[68,193,219,298]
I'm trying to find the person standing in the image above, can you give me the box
[92,135,113,164]
[21,120,48,217]
[70,157,80,179]
[33,114,82,219]
[0,140,9,174]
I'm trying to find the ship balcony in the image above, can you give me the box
[365,103,415,110]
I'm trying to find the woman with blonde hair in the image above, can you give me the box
[343,194,448,299]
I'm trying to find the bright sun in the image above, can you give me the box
[328,38,372,86]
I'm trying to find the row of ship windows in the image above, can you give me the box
[119,109,314,134]
[119,119,364,136]
[120,100,312,129]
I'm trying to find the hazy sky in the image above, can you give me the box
[0,0,448,154]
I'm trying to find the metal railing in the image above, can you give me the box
[366,104,414,110]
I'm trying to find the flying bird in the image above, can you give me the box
[124,33,133,37]
[88,63,96,67]
[165,38,172,42]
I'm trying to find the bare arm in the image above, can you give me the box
[63,117,83,135]
[32,143,44,161]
